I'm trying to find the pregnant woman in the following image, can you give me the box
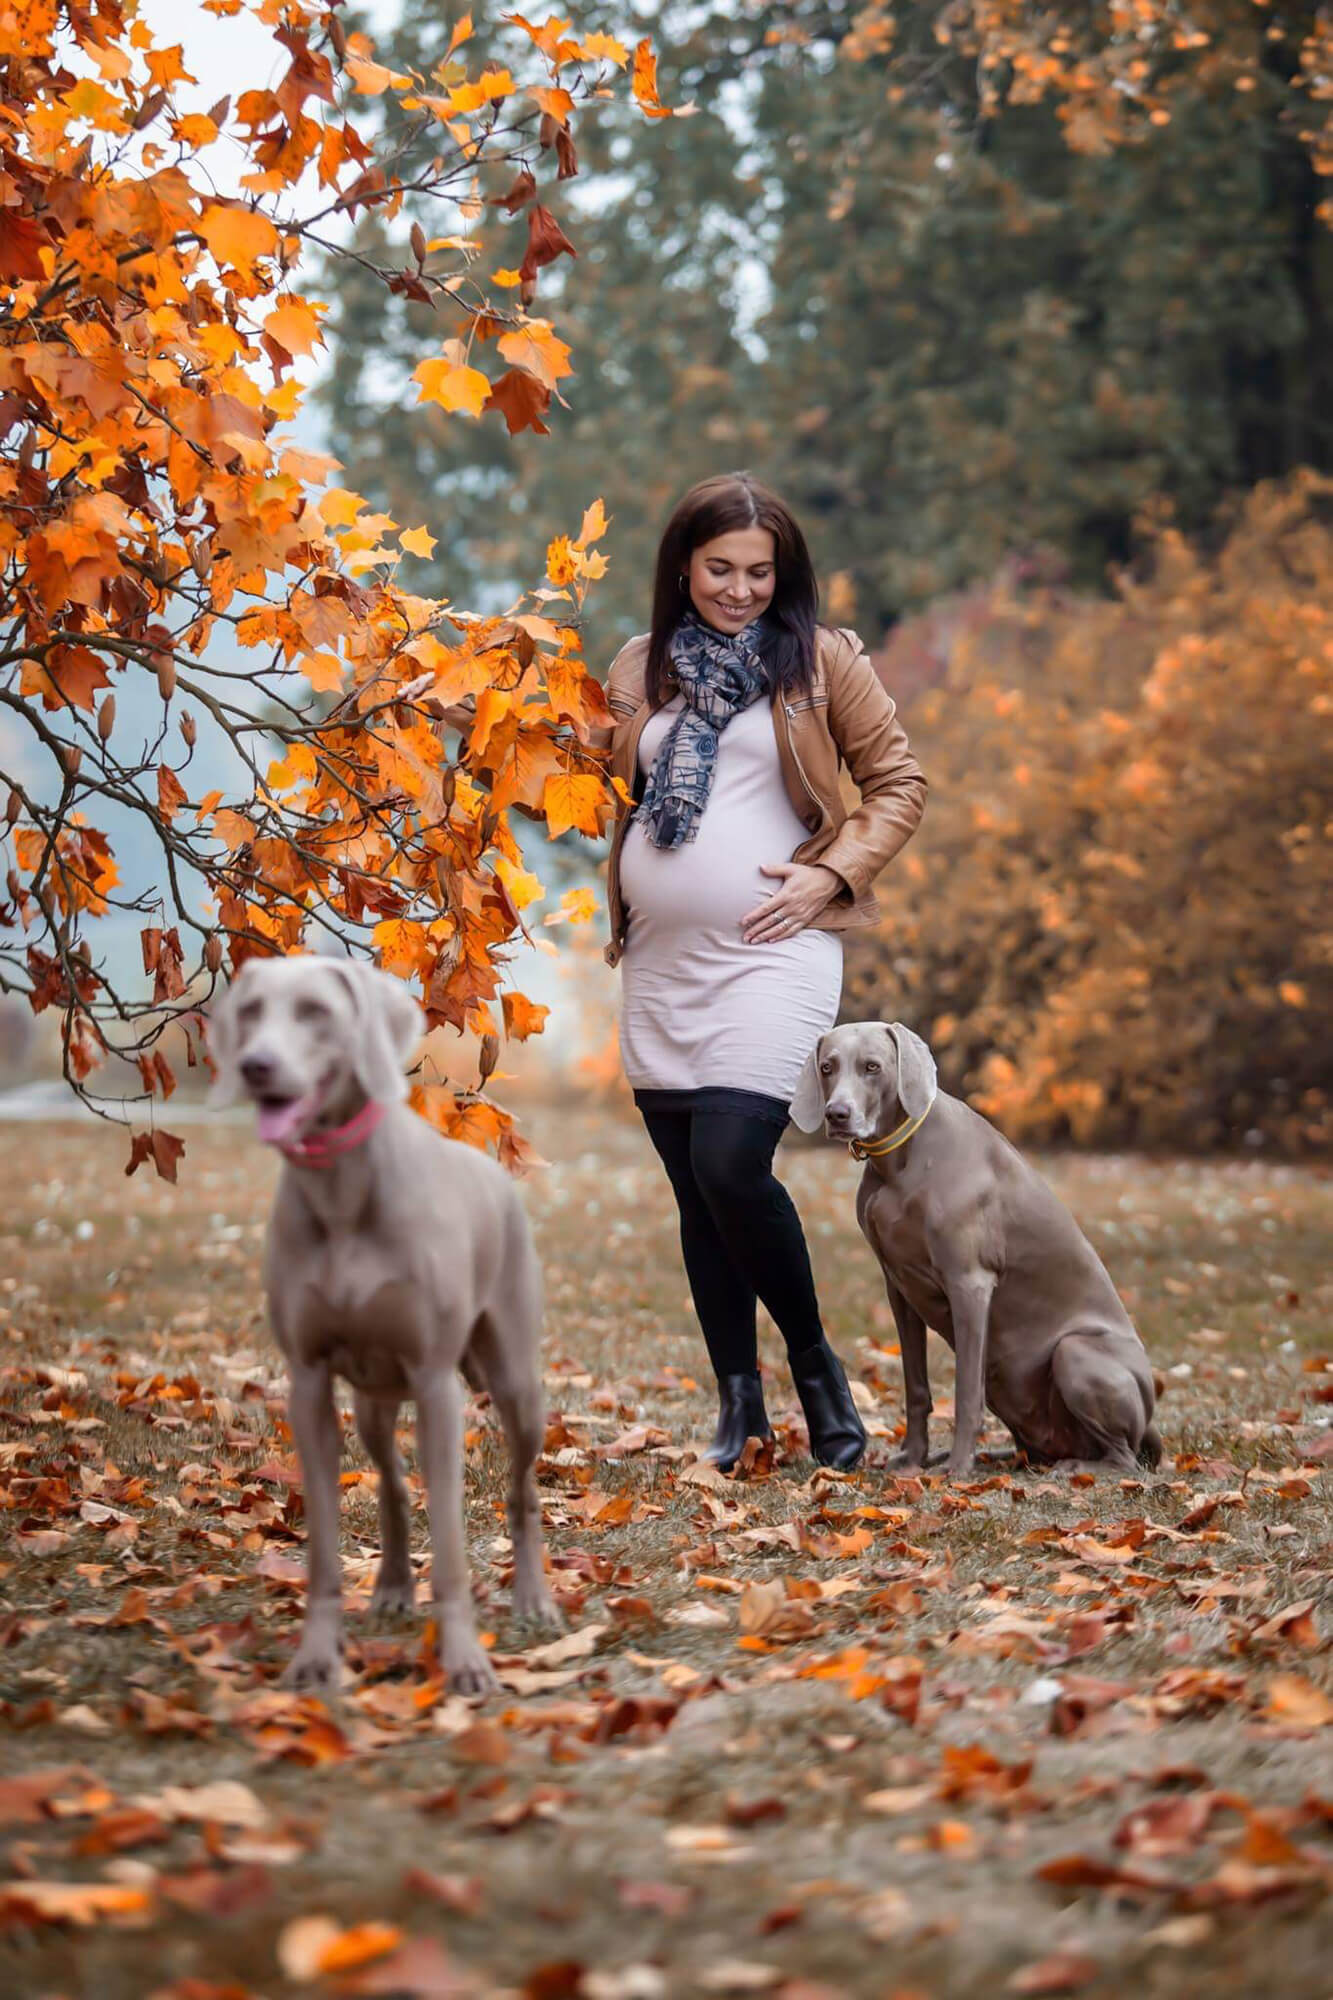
[602,473,927,1470]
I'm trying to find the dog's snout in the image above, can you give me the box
[240,1051,277,1091]
[824,1098,853,1127]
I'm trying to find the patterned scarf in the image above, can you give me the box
[636,611,770,850]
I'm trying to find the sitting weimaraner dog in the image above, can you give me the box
[209,956,559,1692]
[792,1021,1161,1477]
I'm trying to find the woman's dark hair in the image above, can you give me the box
[646,472,820,705]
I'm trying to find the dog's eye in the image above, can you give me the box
[236,1001,261,1027]
[864,1060,881,1074]
[294,998,331,1024]
[820,1060,834,1075]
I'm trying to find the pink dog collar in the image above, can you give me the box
[278,1098,386,1168]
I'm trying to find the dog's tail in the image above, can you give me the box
[1137,1421,1163,1470]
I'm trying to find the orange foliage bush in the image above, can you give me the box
[849,475,1331,1154]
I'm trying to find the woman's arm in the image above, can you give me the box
[584,639,642,759]
[818,629,927,901]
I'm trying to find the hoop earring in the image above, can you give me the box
[677,574,688,592]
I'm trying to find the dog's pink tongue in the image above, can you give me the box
[258,1093,320,1146]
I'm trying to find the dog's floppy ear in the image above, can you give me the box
[789,1034,827,1133]
[330,961,425,1103]
[883,1021,937,1120]
[205,965,248,1108]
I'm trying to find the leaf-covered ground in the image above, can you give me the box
[1,1108,1329,2000]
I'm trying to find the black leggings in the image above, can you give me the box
[639,1098,826,1378]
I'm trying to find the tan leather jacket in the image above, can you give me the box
[601,625,926,968]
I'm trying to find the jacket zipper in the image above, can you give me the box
[607,699,655,951]
[779,696,826,829]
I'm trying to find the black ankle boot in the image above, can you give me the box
[791,1340,867,1469]
[703,1371,772,1473]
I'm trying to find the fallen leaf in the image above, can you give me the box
[338,1935,477,1996]
[1114,1792,1215,1856]
[1142,1914,1216,1949]
[139,1780,268,1829]
[0,1767,88,1825]
[318,1922,404,1973]
[738,1580,816,1641]
[863,1786,935,1816]
[1006,1953,1100,1994]
[278,1914,343,1981]
[664,1826,753,1861]
[0,1880,154,1927]
[581,1966,667,2000]
[724,1795,788,1828]
[56,1704,111,1736]
[450,1720,512,1765]
[403,1867,484,1915]
[1265,1675,1333,1728]
[696,1963,782,1994]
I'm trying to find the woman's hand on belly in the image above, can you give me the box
[741,861,842,944]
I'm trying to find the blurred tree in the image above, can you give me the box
[317,4,771,658]
[320,3,1332,651]
[758,2,1333,630]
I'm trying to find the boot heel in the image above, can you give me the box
[703,1371,772,1474]
[791,1340,867,1470]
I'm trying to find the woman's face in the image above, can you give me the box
[686,527,777,635]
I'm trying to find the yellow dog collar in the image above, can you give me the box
[848,1097,935,1161]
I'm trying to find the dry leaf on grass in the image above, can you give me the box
[137,1780,267,1828]
[337,1935,478,1996]
[1142,1914,1216,1949]
[0,1767,92,1824]
[0,1880,154,1927]
[696,1963,783,1993]
[665,1602,730,1628]
[665,1825,754,1861]
[57,1702,112,1735]
[864,1785,935,1816]
[738,1579,817,1640]
[1265,1674,1333,1727]
[403,1867,484,1915]
[277,1915,343,1981]
[318,1922,404,1972]
[519,1623,608,1668]
[581,1967,668,2000]
[1006,1952,1100,1994]
[450,1719,512,1765]
[277,1915,403,1980]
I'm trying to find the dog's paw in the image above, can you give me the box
[369,1576,416,1619]
[512,1581,563,1632]
[442,1636,500,1698]
[886,1450,927,1473]
[282,1641,344,1692]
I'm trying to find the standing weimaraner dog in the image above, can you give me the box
[209,956,559,1693]
[792,1021,1161,1476]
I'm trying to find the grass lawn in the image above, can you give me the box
[0,1105,1329,1999]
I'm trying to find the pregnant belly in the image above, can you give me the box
[620,820,789,935]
